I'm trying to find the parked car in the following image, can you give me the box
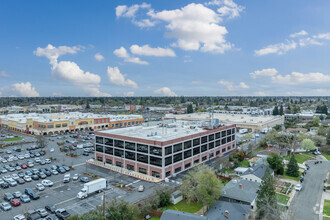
[0,202,12,211]
[138,185,145,192]
[72,173,79,180]
[4,192,14,201]
[36,183,45,191]
[55,208,71,219]
[8,179,17,187]
[42,179,54,187]
[10,198,21,207]
[1,182,9,188]
[80,177,89,183]
[24,175,32,182]
[37,208,49,217]
[13,214,25,220]
[295,184,302,191]
[13,191,22,198]
[20,194,31,203]
[45,204,56,213]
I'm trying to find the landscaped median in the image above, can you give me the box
[3,137,22,142]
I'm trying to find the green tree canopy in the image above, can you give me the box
[266,153,284,175]
[286,154,300,177]
[300,138,316,151]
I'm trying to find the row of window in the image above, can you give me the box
[96,143,234,167]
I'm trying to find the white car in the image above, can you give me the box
[41,179,54,187]
[138,185,145,192]
[24,175,32,182]
[72,173,79,180]
[18,155,25,160]
[295,184,302,191]
[11,174,19,180]
[45,159,51,164]
[36,183,45,191]
[13,214,25,220]
[50,148,54,152]
[35,158,41,163]
[24,154,30,159]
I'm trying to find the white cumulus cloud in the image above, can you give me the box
[238,82,249,89]
[154,87,177,97]
[4,82,40,97]
[107,66,138,88]
[271,72,330,85]
[35,44,110,97]
[124,91,135,97]
[250,68,278,78]
[255,41,297,56]
[290,30,308,38]
[94,53,104,61]
[148,3,232,53]
[113,47,148,65]
[217,80,249,91]
[313,33,330,40]
[0,70,10,78]
[130,44,176,57]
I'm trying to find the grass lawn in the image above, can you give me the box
[322,153,330,161]
[3,137,22,142]
[160,200,203,214]
[238,160,250,168]
[222,168,235,173]
[324,200,330,216]
[284,153,314,164]
[276,193,290,205]
[149,217,160,220]
[283,169,302,181]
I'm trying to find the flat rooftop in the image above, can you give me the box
[165,112,282,125]
[98,121,231,142]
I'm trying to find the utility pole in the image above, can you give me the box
[102,190,105,217]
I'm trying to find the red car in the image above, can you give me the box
[10,198,21,206]
[20,164,27,169]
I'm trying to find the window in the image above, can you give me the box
[114,140,124,148]
[56,124,61,128]
[193,138,200,146]
[96,145,103,153]
[202,156,207,161]
[173,153,182,163]
[221,130,226,137]
[105,158,112,164]
[173,143,182,153]
[201,136,207,144]
[193,147,200,155]
[231,135,235,141]
[62,123,67,127]
[210,153,214,158]
[47,125,53,128]
[97,156,102,162]
[150,146,162,156]
[215,140,220,147]
[165,146,172,155]
[114,149,124,157]
[201,144,207,152]
[137,144,148,153]
[150,156,162,167]
[209,134,214,141]
[166,171,171,177]
[216,150,220,155]
[227,136,231,143]
[165,156,172,166]
[222,148,226,153]
[127,164,134,171]
[194,159,199,164]
[184,150,192,159]
[105,147,113,155]
[221,138,227,145]
[125,142,135,151]
[232,128,235,134]
[102,138,112,146]
[116,161,122,167]
[175,167,182,173]
[184,140,192,149]
[96,136,103,144]
[152,171,160,178]
[227,145,231,150]
[125,151,135,160]
[227,129,232,135]
[139,167,147,174]
[215,132,220,139]
[208,142,214,149]
[137,154,148,164]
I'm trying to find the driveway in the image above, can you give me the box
[288,158,330,220]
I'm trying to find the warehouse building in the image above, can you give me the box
[90,120,236,181]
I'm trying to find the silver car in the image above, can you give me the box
[0,202,11,211]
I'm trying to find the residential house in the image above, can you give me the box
[207,201,250,220]
[240,164,274,183]
[160,210,208,220]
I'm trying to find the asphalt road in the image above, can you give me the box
[288,158,330,220]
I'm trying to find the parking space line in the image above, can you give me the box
[73,162,86,167]
[55,196,76,206]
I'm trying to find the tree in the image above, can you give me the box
[279,105,284,116]
[242,133,253,141]
[105,199,140,220]
[286,154,299,177]
[272,106,279,115]
[186,104,193,114]
[312,135,326,147]
[266,153,284,175]
[181,164,221,212]
[256,169,280,220]
[300,138,315,151]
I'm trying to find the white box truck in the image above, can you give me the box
[239,129,248,134]
[77,178,107,199]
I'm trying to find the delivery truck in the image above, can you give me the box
[77,178,107,199]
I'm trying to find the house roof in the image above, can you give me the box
[160,210,208,220]
[241,164,273,179]
[257,147,286,156]
[222,179,260,204]
[207,201,250,220]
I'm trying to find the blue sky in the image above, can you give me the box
[1,0,330,97]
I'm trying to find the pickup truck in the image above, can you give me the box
[55,208,71,219]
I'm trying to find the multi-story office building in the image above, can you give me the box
[93,121,236,181]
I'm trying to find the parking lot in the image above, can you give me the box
[0,129,174,219]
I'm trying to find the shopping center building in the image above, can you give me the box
[0,112,143,135]
[91,120,236,181]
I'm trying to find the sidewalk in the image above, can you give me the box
[319,172,330,220]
